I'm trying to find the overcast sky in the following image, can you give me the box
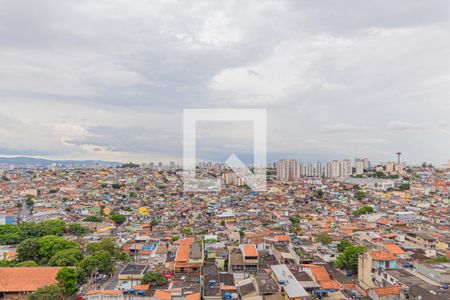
[0,0,449,165]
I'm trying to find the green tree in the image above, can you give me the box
[84,215,102,222]
[182,227,192,235]
[25,195,34,208]
[16,260,39,267]
[355,206,375,216]
[0,259,14,267]
[111,183,123,189]
[67,223,89,236]
[56,267,78,295]
[315,233,332,245]
[355,191,366,200]
[16,238,40,262]
[141,272,168,285]
[337,240,352,252]
[75,266,87,284]
[86,238,120,257]
[289,216,300,224]
[78,250,114,276]
[49,248,84,266]
[424,256,450,263]
[399,183,410,191]
[117,252,131,262]
[150,219,159,227]
[335,246,367,271]
[39,220,67,236]
[110,214,126,226]
[0,232,22,244]
[171,236,180,242]
[316,189,324,198]
[38,235,80,263]
[29,285,65,300]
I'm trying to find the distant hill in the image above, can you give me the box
[0,156,121,167]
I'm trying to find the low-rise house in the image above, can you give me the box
[0,267,62,299]
[270,264,309,300]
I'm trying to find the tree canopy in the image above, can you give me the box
[141,272,168,285]
[315,233,332,245]
[29,285,65,300]
[335,245,367,271]
[337,240,352,252]
[78,250,114,276]
[355,206,375,216]
[49,248,84,266]
[86,238,120,257]
[38,235,80,263]
[56,267,78,295]
[110,213,126,226]
[16,238,40,262]
[0,220,88,245]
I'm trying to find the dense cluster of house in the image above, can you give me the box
[0,164,448,299]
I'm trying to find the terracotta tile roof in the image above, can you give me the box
[221,286,238,291]
[243,244,258,257]
[377,219,391,225]
[373,285,401,296]
[175,245,190,262]
[302,264,342,290]
[185,292,201,300]
[0,267,62,292]
[320,280,341,290]
[154,289,172,300]
[383,233,397,238]
[175,238,194,246]
[370,250,397,261]
[86,290,123,295]
[133,284,150,290]
[302,265,330,282]
[275,235,290,242]
[383,243,406,255]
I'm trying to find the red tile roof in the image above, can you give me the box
[0,267,62,292]
[370,250,397,261]
[86,290,123,295]
[154,289,172,300]
[243,244,258,257]
[373,285,401,296]
[383,243,406,255]
[175,245,190,262]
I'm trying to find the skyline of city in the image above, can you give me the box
[0,1,449,299]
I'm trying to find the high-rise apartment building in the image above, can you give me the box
[331,160,340,178]
[276,159,300,181]
[341,159,352,177]
[363,158,370,170]
[386,161,395,172]
[355,159,364,175]
[325,162,332,178]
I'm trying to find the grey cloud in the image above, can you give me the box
[0,0,450,164]
[387,121,430,131]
